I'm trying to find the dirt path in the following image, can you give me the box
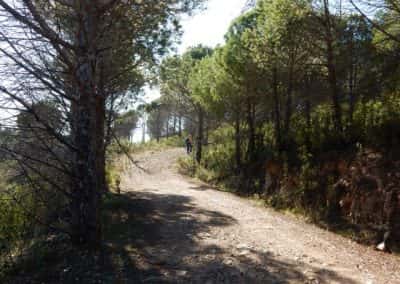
[118,148,400,284]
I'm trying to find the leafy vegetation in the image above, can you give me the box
[0,0,205,280]
[156,0,400,251]
[1,0,400,281]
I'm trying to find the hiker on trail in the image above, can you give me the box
[185,135,193,154]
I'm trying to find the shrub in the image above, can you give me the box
[0,185,34,276]
[177,156,197,177]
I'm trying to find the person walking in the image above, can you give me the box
[185,135,193,154]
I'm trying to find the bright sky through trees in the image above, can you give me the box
[143,0,248,102]
[178,0,249,53]
[135,0,248,141]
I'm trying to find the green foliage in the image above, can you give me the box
[0,184,34,277]
[108,135,185,160]
[149,0,400,250]
[177,156,197,177]
[105,163,121,193]
[177,126,240,186]
[202,126,237,177]
[352,94,400,148]
[133,135,186,153]
[160,45,213,107]
[114,110,138,140]
[0,181,69,277]
[291,104,344,154]
[0,189,27,248]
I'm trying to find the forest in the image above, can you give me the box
[0,0,399,283]
[148,0,400,253]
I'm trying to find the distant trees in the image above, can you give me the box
[114,110,138,141]
[142,0,400,249]
[147,0,400,249]
[158,45,213,162]
[153,0,388,183]
[146,101,166,142]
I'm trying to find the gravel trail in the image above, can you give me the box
[120,148,400,284]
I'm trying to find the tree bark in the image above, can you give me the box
[173,115,177,135]
[246,97,255,161]
[323,0,342,133]
[327,41,342,133]
[284,58,294,134]
[142,120,146,144]
[196,106,204,164]
[272,66,281,150]
[304,74,312,151]
[166,115,170,138]
[156,111,161,142]
[205,118,209,145]
[70,1,104,249]
[348,36,357,126]
[235,113,242,174]
[178,115,182,137]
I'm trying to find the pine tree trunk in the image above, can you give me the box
[166,115,170,138]
[246,98,255,161]
[70,2,104,249]
[272,66,281,150]
[156,111,161,142]
[173,115,177,135]
[178,116,182,137]
[324,0,342,133]
[304,75,312,151]
[196,107,204,164]
[235,113,242,174]
[284,59,294,134]
[327,41,342,133]
[142,120,146,144]
[348,40,357,126]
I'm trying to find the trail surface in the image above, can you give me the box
[119,148,399,284]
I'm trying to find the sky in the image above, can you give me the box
[133,0,248,142]
[178,0,249,53]
[142,0,248,103]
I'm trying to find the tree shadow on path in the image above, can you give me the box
[100,191,359,284]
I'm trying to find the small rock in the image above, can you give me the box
[223,258,234,266]
[176,270,188,277]
[236,243,250,250]
[201,232,211,238]
[308,278,320,284]
[238,249,251,256]
[143,276,165,283]
[205,254,215,260]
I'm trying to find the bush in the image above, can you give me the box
[353,95,400,150]
[177,156,197,177]
[0,185,33,277]
[138,135,185,151]
[176,95,400,245]
[0,159,70,279]
[202,126,238,178]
